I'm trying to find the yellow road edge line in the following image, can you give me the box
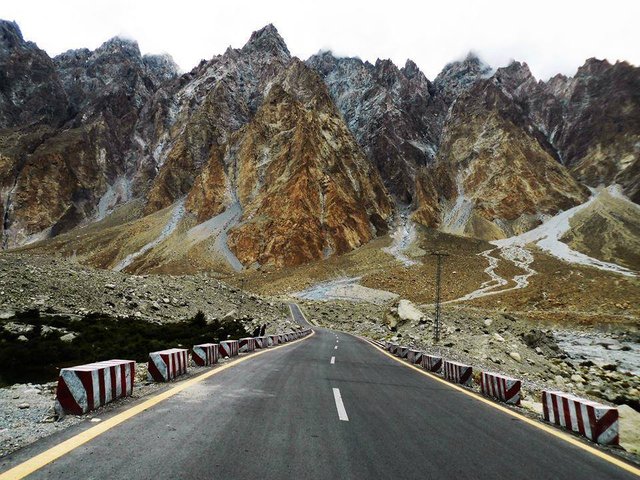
[0,330,315,480]
[363,338,640,478]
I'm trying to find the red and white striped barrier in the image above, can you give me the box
[269,335,279,346]
[398,346,409,358]
[219,340,239,358]
[239,337,256,353]
[481,372,521,405]
[421,355,443,373]
[443,360,472,386]
[192,343,218,366]
[254,336,268,349]
[148,348,188,382]
[542,391,619,445]
[407,349,423,365]
[56,359,135,415]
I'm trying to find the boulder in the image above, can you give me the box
[60,332,77,343]
[397,299,424,323]
[619,405,640,455]
[509,351,522,362]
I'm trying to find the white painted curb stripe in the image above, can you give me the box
[333,388,349,422]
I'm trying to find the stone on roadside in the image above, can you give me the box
[493,333,505,342]
[570,374,585,384]
[483,318,493,327]
[619,405,640,455]
[397,299,423,323]
[509,351,522,362]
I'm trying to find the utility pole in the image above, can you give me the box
[431,251,449,343]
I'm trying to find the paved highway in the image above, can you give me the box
[1,304,637,479]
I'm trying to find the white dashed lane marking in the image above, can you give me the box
[332,388,349,421]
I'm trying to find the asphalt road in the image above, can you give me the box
[1,304,637,479]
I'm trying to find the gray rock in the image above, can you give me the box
[60,332,77,343]
[509,351,522,362]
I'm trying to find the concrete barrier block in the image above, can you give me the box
[398,346,410,358]
[421,355,443,373]
[219,340,239,358]
[542,390,619,445]
[239,337,256,353]
[481,371,521,405]
[268,334,279,346]
[387,343,398,355]
[278,334,286,344]
[56,359,135,415]
[148,348,188,382]
[192,343,218,366]
[254,336,268,349]
[443,360,472,386]
[407,349,423,365]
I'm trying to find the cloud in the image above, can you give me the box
[2,0,639,80]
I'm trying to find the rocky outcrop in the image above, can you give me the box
[492,59,640,202]
[560,187,640,270]
[187,59,392,267]
[433,52,493,104]
[139,24,292,213]
[420,78,589,239]
[548,59,640,200]
[307,52,444,204]
[0,21,68,129]
[0,28,178,246]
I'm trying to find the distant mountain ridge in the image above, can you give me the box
[1,20,638,270]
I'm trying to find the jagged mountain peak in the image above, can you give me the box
[0,19,23,48]
[95,36,142,58]
[493,61,538,98]
[578,57,612,73]
[434,51,492,102]
[242,23,290,57]
[401,59,422,79]
[143,53,180,81]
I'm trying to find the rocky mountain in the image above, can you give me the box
[419,76,588,239]
[433,52,493,104]
[307,52,445,204]
[1,19,638,271]
[488,59,640,202]
[0,20,178,248]
[548,59,640,201]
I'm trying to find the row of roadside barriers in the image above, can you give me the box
[383,341,619,446]
[55,328,312,415]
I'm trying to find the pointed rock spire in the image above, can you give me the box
[242,24,290,58]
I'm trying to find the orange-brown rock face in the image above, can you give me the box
[187,61,392,267]
[417,80,589,239]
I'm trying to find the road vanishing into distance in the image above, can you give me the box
[1,304,638,479]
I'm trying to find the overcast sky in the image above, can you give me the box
[2,0,639,80]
